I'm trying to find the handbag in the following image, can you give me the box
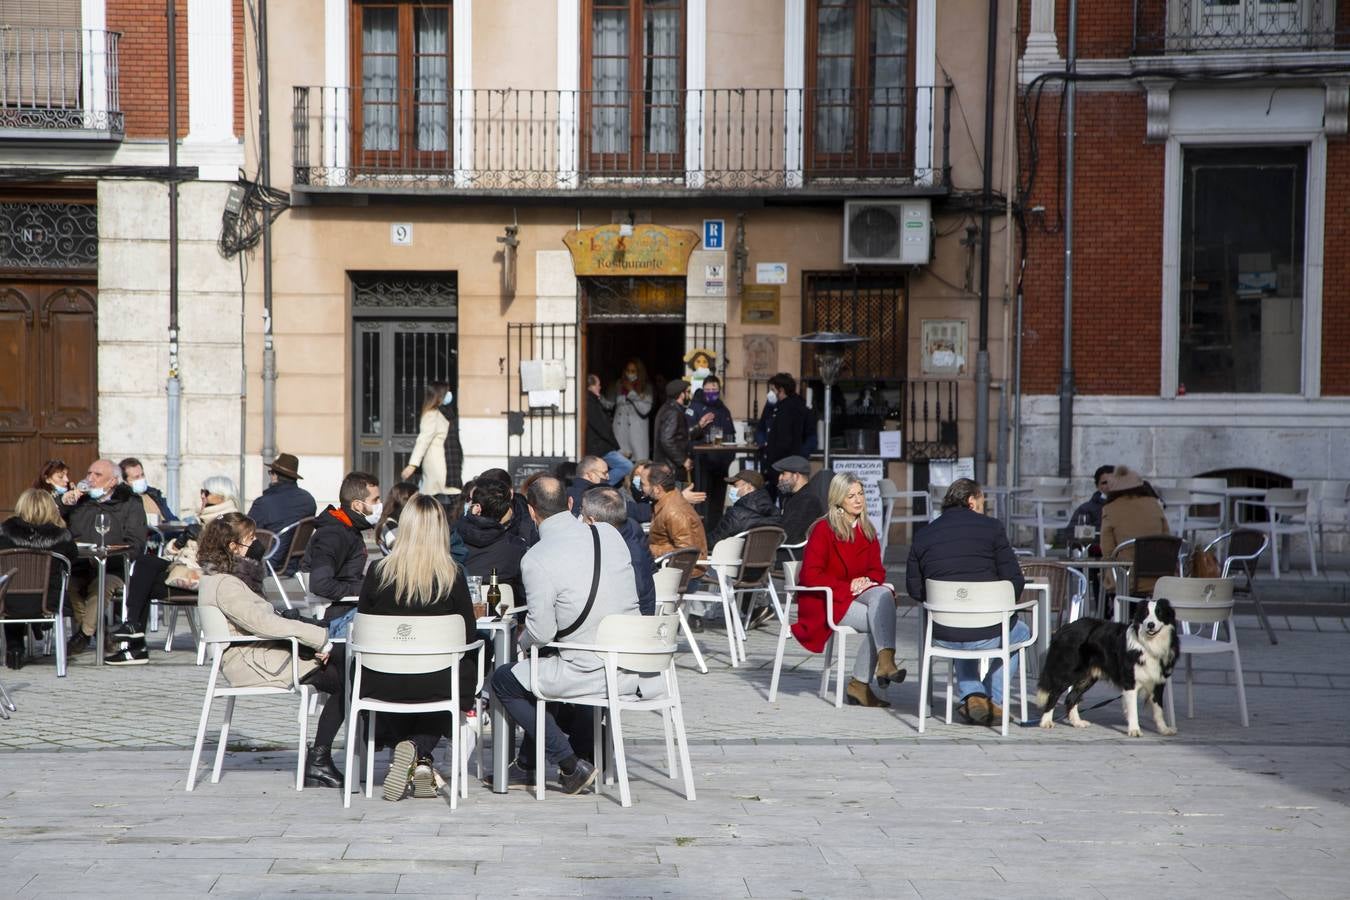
[555,524,602,640]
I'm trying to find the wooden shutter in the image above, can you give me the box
[1,0,83,108]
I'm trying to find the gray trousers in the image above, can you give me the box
[839,586,897,685]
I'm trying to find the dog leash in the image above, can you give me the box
[1013,693,1123,728]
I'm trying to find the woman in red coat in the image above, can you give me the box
[792,472,905,707]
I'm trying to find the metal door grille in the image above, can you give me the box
[801,271,905,379]
[506,322,577,480]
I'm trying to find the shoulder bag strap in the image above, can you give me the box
[556,524,601,639]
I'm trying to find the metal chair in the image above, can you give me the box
[1019,561,1088,627]
[1150,576,1247,728]
[265,517,318,609]
[0,549,71,676]
[1205,529,1275,644]
[728,525,787,631]
[1110,534,1186,598]
[0,571,19,717]
[1235,488,1317,579]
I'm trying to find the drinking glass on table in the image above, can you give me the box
[467,575,484,617]
[94,511,110,550]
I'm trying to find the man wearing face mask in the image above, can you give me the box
[63,459,148,655]
[301,471,381,637]
[774,455,825,545]
[760,374,813,501]
[707,470,781,547]
[688,375,736,532]
[118,457,177,523]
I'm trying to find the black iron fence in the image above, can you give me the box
[901,379,958,463]
[506,322,577,480]
[293,85,951,194]
[1134,0,1344,53]
[0,27,122,137]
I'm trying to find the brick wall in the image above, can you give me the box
[1018,87,1165,395]
[108,0,190,139]
[1323,140,1350,394]
[1052,0,1139,59]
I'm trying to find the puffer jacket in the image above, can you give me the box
[0,517,79,607]
[301,506,370,617]
[198,572,328,688]
[904,505,1025,641]
[707,487,783,547]
[454,512,528,607]
[617,517,656,615]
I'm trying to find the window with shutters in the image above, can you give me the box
[1,0,82,111]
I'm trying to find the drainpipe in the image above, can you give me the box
[164,0,182,513]
[973,0,999,484]
[1058,0,1078,478]
[258,0,277,485]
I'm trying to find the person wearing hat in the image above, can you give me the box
[246,452,317,572]
[1099,465,1169,593]
[774,455,825,544]
[707,469,781,548]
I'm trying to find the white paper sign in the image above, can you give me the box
[878,431,902,459]
[928,456,976,489]
[756,262,788,284]
[833,457,885,536]
[527,389,561,409]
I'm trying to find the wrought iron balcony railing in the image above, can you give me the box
[1133,0,1345,54]
[292,85,951,195]
[0,27,123,139]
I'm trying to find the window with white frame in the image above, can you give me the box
[1179,145,1306,394]
[1174,0,1334,50]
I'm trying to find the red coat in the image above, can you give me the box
[791,519,886,654]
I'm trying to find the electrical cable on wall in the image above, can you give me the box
[218,174,289,258]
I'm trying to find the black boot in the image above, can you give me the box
[304,744,343,788]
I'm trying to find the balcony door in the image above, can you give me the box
[805,0,914,176]
[351,1,451,172]
[582,0,685,176]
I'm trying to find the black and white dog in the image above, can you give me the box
[1037,599,1180,736]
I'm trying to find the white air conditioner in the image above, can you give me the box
[843,198,931,266]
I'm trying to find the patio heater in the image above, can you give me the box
[794,331,869,471]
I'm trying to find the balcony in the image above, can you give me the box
[291,86,951,200]
[1134,0,1347,54]
[0,27,123,141]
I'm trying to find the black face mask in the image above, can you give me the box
[246,539,267,561]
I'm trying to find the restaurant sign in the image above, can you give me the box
[563,224,700,277]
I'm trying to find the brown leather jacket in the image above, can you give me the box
[648,490,708,578]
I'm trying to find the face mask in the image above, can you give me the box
[703,390,719,403]
[765,390,778,406]
[88,487,106,500]
[364,501,383,525]
[245,539,267,561]
[131,478,148,494]
[693,366,711,379]
[632,475,642,493]
[54,485,68,496]
[727,486,740,504]
[442,391,453,406]
[464,501,473,515]
[625,372,638,383]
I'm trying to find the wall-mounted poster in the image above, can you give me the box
[741,285,781,324]
[921,319,968,376]
[743,334,777,380]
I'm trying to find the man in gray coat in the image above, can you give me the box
[489,475,640,794]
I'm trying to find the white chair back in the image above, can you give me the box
[197,605,233,642]
[1026,483,1072,502]
[781,560,802,592]
[1263,487,1307,508]
[349,613,468,675]
[1153,576,1235,625]
[878,478,899,499]
[595,614,680,673]
[1029,475,1069,488]
[923,580,1017,629]
[709,536,745,566]
[653,566,683,602]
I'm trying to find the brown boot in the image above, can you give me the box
[845,678,891,708]
[875,649,906,686]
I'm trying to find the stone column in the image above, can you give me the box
[1023,0,1062,70]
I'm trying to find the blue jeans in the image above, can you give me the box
[327,607,357,639]
[935,619,1031,706]
[604,451,633,486]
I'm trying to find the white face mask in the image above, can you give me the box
[765,389,778,405]
[364,501,383,525]
[727,486,740,504]
[54,484,68,496]
[131,478,148,494]
[625,372,638,383]
[88,486,106,500]
[442,390,453,406]
[693,366,710,379]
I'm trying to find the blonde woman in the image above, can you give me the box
[356,493,478,801]
[794,472,903,708]
[401,381,452,497]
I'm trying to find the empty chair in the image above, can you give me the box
[528,614,694,807]
[1176,477,1227,536]
[1156,487,1192,536]
[877,479,928,559]
[1008,483,1073,556]
[1152,576,1247,728]
[1205,529,1274,644]
[1235,488,1317,579]
[264,516,317,609]
[683,536,749,666]
[1019,561,1088,627]
[1308,481,1350,570]
[1110,534,1186,599]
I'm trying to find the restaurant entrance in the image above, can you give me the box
[0,282,99,514]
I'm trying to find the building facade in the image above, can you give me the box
[0,0,246,512]
[1017,1,1350,501]
[249,0,1020,513]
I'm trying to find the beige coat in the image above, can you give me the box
[197,573,328,688]
[1100,491,1170,592]
[408,409,450,496]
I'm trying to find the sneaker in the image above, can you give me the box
[66,632,91,656]
[383,740,416,802]
[482,759,537,790]
[111,621,145,640]
[748,606,777,630]
[558,757,597,795]
[411,758,438,798]
[104,645,149,666]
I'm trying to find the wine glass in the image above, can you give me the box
[95,511,110,551]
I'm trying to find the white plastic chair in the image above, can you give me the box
[766,560,858,706]
[1152,576,1247,728]
[1309,480,1350,570]
[685,536,750,666]
[1008,484,1073,556]
[1177,477,1227,535]
[917,580,1038,737]
[1235,488,1317,578]
[186,605,312,791]
[1156,487,1192,536]
[529,614,694,807]
[877,479,928,559]
[654,566,707,674]
[343,612,484,809]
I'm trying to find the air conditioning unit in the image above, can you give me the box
[843,198,931,266]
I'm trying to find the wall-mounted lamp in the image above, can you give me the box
[497,223,519,296]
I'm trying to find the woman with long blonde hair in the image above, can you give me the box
[355,493,478,800]
[792,472,903,708]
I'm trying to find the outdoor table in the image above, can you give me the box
[1065,558,1133,619]
[691,443,757,534]
[77,543,130,667]
[476,615,515,794]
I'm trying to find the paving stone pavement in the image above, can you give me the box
[1,607,1347,898]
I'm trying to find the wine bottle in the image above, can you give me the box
[486,568,501,610]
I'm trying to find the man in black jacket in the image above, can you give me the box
[905,478,1026,725]
[476,468,539,547]
[585,374,633,486]
[455,478,529,610]
[62,459,147,655]
[118,457,177,523]
[760,373,813,499]
[707,470,781,547]
[653,381,709,477]
[247,453,317,572]
[774,456,825,545]
[302,471,380,636]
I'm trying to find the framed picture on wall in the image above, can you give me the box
[921,319,967,376]
[743,334,777,380]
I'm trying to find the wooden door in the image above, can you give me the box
[0,283,98,513]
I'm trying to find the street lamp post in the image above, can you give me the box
[793,331,868,471]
